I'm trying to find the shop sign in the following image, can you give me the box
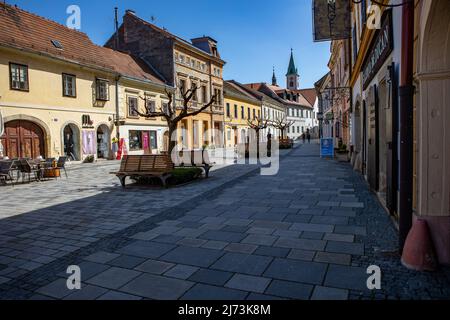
[313,0,351,42]
[320,138,334,158]
[362,10,393,89]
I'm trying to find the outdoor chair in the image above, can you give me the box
[56,156,68,178]
[0,161,15,186]
[19,159,41,183]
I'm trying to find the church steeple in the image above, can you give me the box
[272,67,277,86]
[286,49,299,90]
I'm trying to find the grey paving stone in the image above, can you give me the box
[264,258,327,285]
[265,280,313,299]
[225,274,271,293]
[221,225,250,233]
[120,274,194,299]
[84,251,120,264]
[212,253,273,276]
[161,246,224,268]
[311,286,349,300]
[86,267,141,290]
[198,230,246,243]
[152,235,184,244]
[272,229,302,238]
[176,238,207,247]
[189,269,233,286]
[116,241,176,259]
[301,231,324,240]
[340,202,364,208]
[287,249,316,261]
[68,261,110,280]
[108,255,146,269]
[224,243,258,254]
[323,209,356,217]
[35,278,72,299]
[135,259,175,274]
[314,251,351,265]
[246,227,275,235]
[298,209,324,216]
[241,234,278,246]
[174,228,206,238]
[324,265,369,291]
[334,225,367,236]
[246,293,285,300]
[181,283,248,300]
[164,265,199,280]
[223,218,253,227]
[290,222,334,233]
[97,291,142,300]
[254,246,290,258]
[317,201,340,207]
[311,216,349,226]
[323,233,354,243]
[283,215,312,223]
[251,220,291,230]
[201,240,229,250]
[274,238,326,251]
[64,284,108,300]
[326,241,364,256]
[250,213,287,222]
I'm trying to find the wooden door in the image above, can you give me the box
[1,120,44,158]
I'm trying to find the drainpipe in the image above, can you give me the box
[115,74,121,139]
[398,1,415,253]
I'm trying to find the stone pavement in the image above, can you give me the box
[0,142,449,300]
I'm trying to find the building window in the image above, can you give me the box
[146,100,156,114]
[179,79,186,94]
[192,84,198,101]
[226,103,231,118]
[9,63,29,91]
[214,88,222,104]
[241,106,245,119]
[253,109,256,120]
[234,105,238,118]
[162,102,169,114]
[62,73,76,97]
[258,110,260,119]
[96,79,109,101]
[128,96,139,117]
[201,85,207,103]
[247,107,251,120]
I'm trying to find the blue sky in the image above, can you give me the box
[9,0,331,88]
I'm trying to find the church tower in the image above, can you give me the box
[286,49,299,90]
[272,67,277,86]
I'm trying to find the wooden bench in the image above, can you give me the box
[173,150,214,178]
[279,138,294,149]
[110,155,174,188]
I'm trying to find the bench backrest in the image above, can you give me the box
[119,155,174,173]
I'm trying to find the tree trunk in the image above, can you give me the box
[167,123,178,155]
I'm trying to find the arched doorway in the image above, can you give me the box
[62,123,81,161]
[96,124,110,159]
[1,120,45,159]
[163,131,170,152]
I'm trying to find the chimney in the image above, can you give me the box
[125,9,135,15]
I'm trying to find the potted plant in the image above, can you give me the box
[335,141,349,162]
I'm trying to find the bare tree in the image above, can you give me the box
[130,85,217,154]
[272,116,295,140]
[247,116,270,159]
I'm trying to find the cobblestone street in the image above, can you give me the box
[0,143,449,300]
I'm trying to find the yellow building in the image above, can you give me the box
[106,11,226,150]
[223,80,262,147]
[0,4,170,160]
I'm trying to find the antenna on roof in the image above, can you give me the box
[114,7,119,50]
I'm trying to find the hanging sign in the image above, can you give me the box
[313,0,351,42]
[362,10,393,89]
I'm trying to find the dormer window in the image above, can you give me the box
[211,46,218,57]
